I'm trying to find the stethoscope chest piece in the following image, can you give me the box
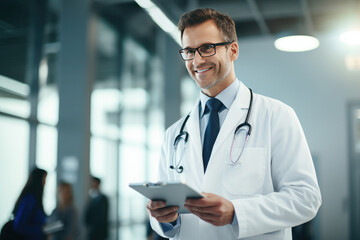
[170,165,184,173]
[169,114,190,173]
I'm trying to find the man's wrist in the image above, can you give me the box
[170,214,179,226]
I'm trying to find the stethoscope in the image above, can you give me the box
[170,88,253,173]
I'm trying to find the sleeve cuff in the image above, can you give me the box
[232,210,238,226]
[230,201,241,238]
[159,216,181,237]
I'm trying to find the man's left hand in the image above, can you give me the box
[184,192,235,226]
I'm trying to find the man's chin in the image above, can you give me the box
[194,78,215,89]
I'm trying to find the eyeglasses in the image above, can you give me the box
[179,42,233,61]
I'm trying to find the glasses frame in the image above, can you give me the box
[179,41,233,61]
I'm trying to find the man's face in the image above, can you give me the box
[181,20,238,97]
[91,179,99,190]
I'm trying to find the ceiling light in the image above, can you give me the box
[135,0,181,46]
[274,35,320,52]
[340,30,360,45]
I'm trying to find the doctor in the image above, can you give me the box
[147,8,321,240]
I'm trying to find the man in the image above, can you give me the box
[84,176,109,240]
[147,8,321,240]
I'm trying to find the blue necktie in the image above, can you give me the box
[203,98,223,172]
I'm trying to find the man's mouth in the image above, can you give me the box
[195,67,212,73]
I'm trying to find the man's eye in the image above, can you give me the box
[186,49,196,54]
[203,44,213,50]
[200,45,214,52]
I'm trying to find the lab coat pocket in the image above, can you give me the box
[222,147,267,196]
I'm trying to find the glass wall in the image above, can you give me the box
[0,0,33,222]
[0,116,29,224]
[0,2,169,239]
[34,1,59,217]
[0,0,58,225]
[36,124,58,214]
[90,18,165,239]
[0,77,30,118]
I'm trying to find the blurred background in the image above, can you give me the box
[0,0,359,239]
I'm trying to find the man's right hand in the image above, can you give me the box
[146,200,179,223]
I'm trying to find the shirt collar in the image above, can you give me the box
[199,79,240,118]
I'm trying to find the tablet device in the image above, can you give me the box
[129,182,204,214]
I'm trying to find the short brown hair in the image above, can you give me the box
[178,8,238,43]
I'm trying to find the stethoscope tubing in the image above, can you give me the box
[170,88,253,173]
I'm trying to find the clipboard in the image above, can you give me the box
[129,182,204,213]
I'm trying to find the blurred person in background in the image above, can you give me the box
[48,181,80,240]
[12,167,48,240]
[84,176,109,240]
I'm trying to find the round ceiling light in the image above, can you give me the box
[274,35,320,52]
[340,30,360,45]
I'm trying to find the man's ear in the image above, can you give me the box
[229,42,239,61]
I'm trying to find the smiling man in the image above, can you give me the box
[147,8,321,240]
[181,19,237,97]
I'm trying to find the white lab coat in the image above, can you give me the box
[150,82,321,240]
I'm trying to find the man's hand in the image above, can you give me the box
[184,193,235,226]
[147,200,179,223]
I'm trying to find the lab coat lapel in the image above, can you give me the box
[186,99,206,177]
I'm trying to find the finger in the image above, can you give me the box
[185,197,217,208]
[201,192,214,197]
[149,206,179,218]
[155,210,179,223]
[184,204,221,215]
[187,210,221,225]
[197,213,216,222]
[185,201,216,208]
[189,210,229,226]
[146,200,166,210]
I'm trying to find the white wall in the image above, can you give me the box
[235,33,360,240]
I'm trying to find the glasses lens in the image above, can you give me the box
[180,49,194,60]
[199,44,215,57]
[230,128,249,164]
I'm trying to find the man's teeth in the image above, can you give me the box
[196,68,211,73]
